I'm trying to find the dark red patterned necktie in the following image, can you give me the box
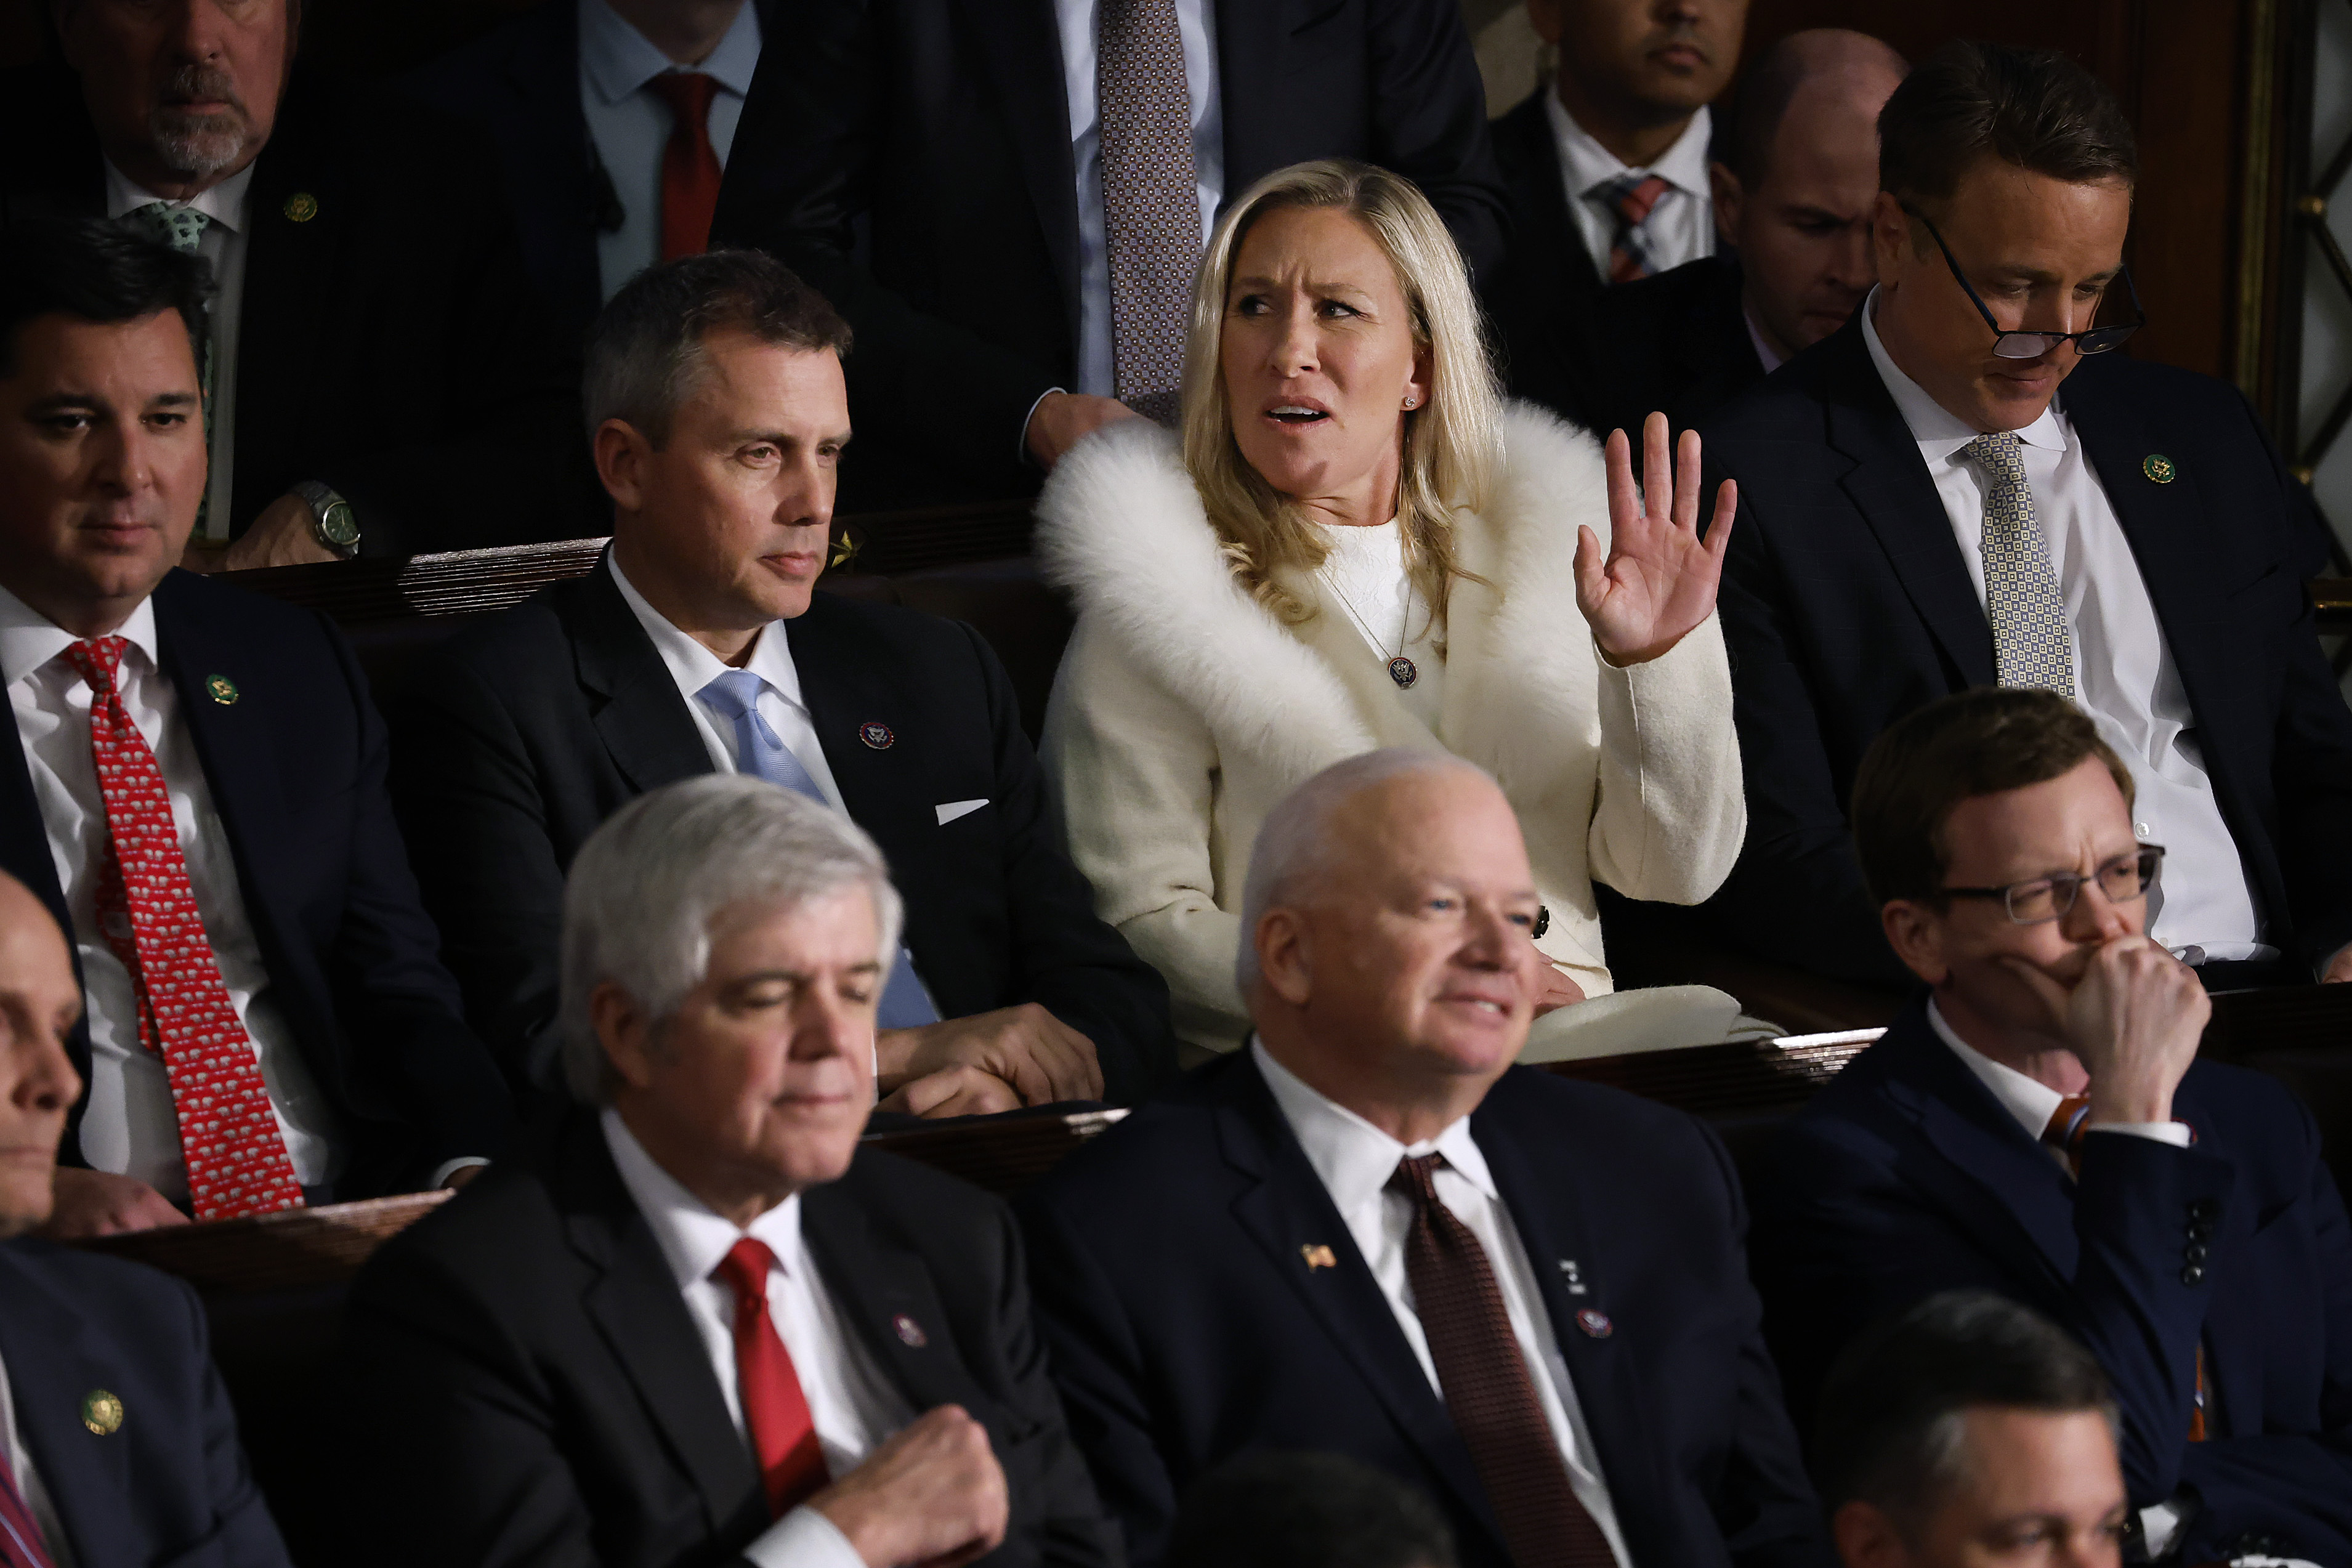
[1097,0,1199,424]
[0,1450,56,1568]
[1391,1154,1617,1567]
[65,637,302,1222]
[712,1238,831,1517]
[648,71,722,261]
[1600,174,1671,283]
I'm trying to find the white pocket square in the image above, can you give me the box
[936,799,988,825]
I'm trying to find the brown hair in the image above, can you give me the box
[1877,41,2136,217]
[1851,688,2135,907]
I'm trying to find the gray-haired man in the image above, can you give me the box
[337,775,1121,1568]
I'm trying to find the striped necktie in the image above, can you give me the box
[1594,174,1671,283]
[1965,432,2077,698]
[1097,0,1200,425]
[0,1450,56,1568]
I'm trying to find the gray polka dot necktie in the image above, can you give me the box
[126,203,216,531]
[1097,0,1199,427]
[1965,431,2076,699]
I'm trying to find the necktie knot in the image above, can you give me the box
[1389,1151,1448,1207]
[714,1235,779,1314]
[1602,173,1670,227]
[1964,430,2028,480]
[64,636,130,697]
[697,668,766,724]
[647,70,720,127]
[126,200,211,254]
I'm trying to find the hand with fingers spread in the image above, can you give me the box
[1577,412,1737,665]
[876,1003,1105,1115]
[2001,934,2209,1126]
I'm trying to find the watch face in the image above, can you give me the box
[320,501,360,548]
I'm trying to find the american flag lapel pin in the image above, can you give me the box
[1299,1243,1338,1272]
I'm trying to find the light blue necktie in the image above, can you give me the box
[696,671,939,1028]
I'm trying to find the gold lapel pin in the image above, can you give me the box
[284,192,318,223]
[2143,453,2176,484]
[1299,1243,1338,1272]
[82,1389,123,1436]
[204,673,239,706]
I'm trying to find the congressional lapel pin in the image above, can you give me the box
[858,721,895,751]
[1299,1243,1338,1272]
[1575,1309,1614,1340]
[283,192,318,223]
[204,674,239,706]
[81,1389,123,1436]
[1556,1258,1588,1297]
[2143,453,2176,484]
[892,1312,928,1348]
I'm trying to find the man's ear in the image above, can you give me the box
[1708,161,1744,247]
[593,419,652,514]
[1870,190,1914,289]
[1831,1499,1909,1568]
[591,981,660,1091]
[1881,898,1950,987]
[1256,908,1315,1009]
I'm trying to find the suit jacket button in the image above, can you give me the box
[2184,1241,2208,1263]
[2181,1264,2205,1285]
[2190,1198,2222,1222]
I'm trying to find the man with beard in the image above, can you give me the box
[0,0,594,562]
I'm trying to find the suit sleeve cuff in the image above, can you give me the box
[428,1157,491,1189]
[2084,1123,2194,1147]
[745,1505,865,1568]
[1020,387,1067,467]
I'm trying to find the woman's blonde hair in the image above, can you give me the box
[1180,159,1503,629]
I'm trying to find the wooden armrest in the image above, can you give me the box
[2313,577,2352,636]
[66,1190,451,1295]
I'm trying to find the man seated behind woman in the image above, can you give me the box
[1039,158,1750,1061]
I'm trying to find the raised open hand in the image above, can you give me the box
[1575,413,1736,665]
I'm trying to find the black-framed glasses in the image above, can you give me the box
[1943,846,2165,925]
[1901,202,2144,360]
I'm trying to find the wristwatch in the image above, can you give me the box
[291,480,360,559]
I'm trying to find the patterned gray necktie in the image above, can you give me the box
[1964,431,2075,699]
[1097,0,1200,426]
[125,203,216,531]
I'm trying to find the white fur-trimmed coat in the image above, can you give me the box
[1036,403,1746,1057]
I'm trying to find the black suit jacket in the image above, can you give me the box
[0,1240,289,1567]
[0,572,513,1196]
[1019,1052,1828,1568]
[400,0,784,348]
[1486,87,1604,415]
[0,65,596,557]
[387,560,1173,1105]
[707,0,1507,508]
[337,1109,1120,1568]
[1749,1002,2352,1566]
[1551,255,1763,441]
[1701,318,2352,983]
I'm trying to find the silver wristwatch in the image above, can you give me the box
[291,480,360,559]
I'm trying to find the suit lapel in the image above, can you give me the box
[782,598,905,822]
[964,0,1081,350]
[568,564,715,795]
[231,88,344,526]
[0,1248,135,1566]
[801,1180,996,1420]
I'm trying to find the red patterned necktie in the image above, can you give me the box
[1599,174,1671,283]
[1391,1154,1618,1568]
[647,71,722,261]
[65,637,303,1222]
[0,1451,56,1568]
[1097,0,1200,425]
[712,1237,830,1517]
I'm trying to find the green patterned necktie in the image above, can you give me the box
[1965,431,2076,699]
[126,203,215,533]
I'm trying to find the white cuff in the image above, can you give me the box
[2083,1123,2193,1147]
[744,1505,865,1568]
[429,1157,491,1189]
[1020,386,1068,465]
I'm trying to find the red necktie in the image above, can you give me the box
[712,1237,830,1516]
[65,637,303,1222]
[0,1452,56,1568]
[647,72,722,261]
[1602,174,1671,283]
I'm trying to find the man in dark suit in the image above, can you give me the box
[1022,750,1826,1568]
[705,0,1508,509]
[1702,42,2352,988]
[0,867,293,1567]
[339,776,1119,1568]
[1539,30,1905,442]
[0,220,512,1237]
[1747,689,2352,1566]
[390,250,1173,1113]
[403,0,783,349]
[2,0,591,562]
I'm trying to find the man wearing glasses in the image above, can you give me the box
[1699,41,2352,991]
[1749,687,2352,1567]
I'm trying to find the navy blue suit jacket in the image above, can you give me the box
[0,1239,288,1566]
[1748,1001,2352,1566]
[1700,318,2352,984]
[1020,1051,1828,1568]
[0,573,513,1197]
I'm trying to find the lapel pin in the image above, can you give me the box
[204,674,238,706]
[283,192,318,223]
[2142,453,2176,484]
[1575,1309,1613,1340]
[81,1389,123,1436]
[892,1312,927,1348]
[1299,1243,1338,1272]
[858,721,895,751]
[1556,1258,1588,1296]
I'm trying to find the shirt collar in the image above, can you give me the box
[608,548,801,711]
[103,158,256,233]
[1860,286,2070,458]
[580,0,763,105]
[1742,307,1785,376]
[1926,998,2063,1144]
[1546,93,1714,201]
[1251,1037,1495,1216]
[600,1105,804,1293]
[0,581,160,689]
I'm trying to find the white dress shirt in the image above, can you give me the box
[103,161,253,543]
[0,1351,74,1568]
[1314,520,1445,729]
[1252,1040,1630,1567]
[0,586,342,1198]
[578,0,763,302]
[1051,0,1225,401]
[1744,309,1785,375]
[608,553,846,807]
[1859,295,2271,960]
[602,1108,912,1568]
[1545,95,1715,283]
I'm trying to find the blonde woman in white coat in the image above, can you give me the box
[1039,158,1756,1064]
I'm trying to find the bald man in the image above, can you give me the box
[0,869,291,1565]
[1022,751,1825,1568]
[1522,29,1907,442]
